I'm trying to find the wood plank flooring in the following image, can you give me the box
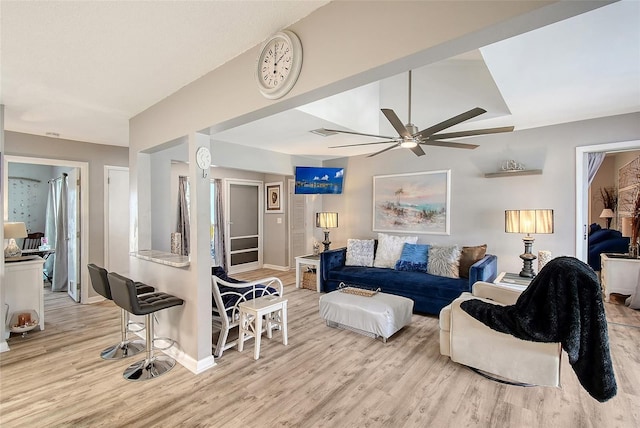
[1,269,639,427]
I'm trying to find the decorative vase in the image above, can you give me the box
[629,242,639,258]
[538,250,552,272]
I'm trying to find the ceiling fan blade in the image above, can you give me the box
[329,140,398,148]
[381,109,411,139]
[414,107,487,139]
[430,126,515,140]
[367,143,401,157]
[419,140,479,150]
[322,128,394,139]
[410,145,426,157]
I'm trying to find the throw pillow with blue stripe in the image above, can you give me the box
[395,243,429,272]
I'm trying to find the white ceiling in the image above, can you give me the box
[0,0,329,146]
[2,1,639,160]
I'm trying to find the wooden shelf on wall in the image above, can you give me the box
[484,169,543,178]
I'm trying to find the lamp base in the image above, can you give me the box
[519,236,536,278]
[322,231,331,252]
[4,238,22,258]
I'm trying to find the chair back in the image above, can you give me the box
[23,232,44,250]
[107,272,141,315]
[87,263,112,300]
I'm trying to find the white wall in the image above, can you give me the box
[324,112,640,275]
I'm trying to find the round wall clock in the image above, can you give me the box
[196,146,211,170]
[256,30,303,99]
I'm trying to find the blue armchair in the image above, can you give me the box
[588,225,630,271]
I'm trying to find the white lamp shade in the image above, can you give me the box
[4,222,28,239]
[316,212,338,229]
[505,209,554,234]
[621,217,633,237]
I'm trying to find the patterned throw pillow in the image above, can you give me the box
[395,243,430,272]
[345,239,375,267]
[458,244,487,278]
[373,233,418,269]
[427,245,461,278]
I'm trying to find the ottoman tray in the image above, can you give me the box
[319,290,413,342]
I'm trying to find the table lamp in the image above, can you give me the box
[316,212,338,251]
[599,208,614,229]
[505,209,554,278]
[4,222,28,258]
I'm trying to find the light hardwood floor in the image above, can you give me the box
[1,269,639,427]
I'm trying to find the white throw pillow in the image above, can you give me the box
[427,245,461,278]
[345,239,375,267]
[373,233,418,269]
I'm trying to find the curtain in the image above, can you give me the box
[44,179,59,280]
[52,173,69,292]
[588,152,606,186]
[214,179,227,269]
[177,176,190,256]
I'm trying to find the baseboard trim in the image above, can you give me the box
[262,264,289,272]
[158,339,216,374]
[84,295,105,305]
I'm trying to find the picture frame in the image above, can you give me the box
[265,181,283,213]
[373,170,451,235]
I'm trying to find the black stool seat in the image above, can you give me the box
[87,264,156,360]
[134,282,156,295]
[107,272,184,381]
[134,292,185,316]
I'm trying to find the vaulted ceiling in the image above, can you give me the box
[1,1,638,159]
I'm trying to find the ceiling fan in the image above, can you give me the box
[322,70,514,157]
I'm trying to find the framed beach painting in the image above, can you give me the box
[373,170,451,235]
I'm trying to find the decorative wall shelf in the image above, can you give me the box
[132,250,190,267]
[484,169,543,178]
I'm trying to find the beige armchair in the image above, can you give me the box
[439,281,561,386]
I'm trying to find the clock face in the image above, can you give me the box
[256,30,302,99]
[196,147,211,170]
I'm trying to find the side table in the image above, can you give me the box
[295,254,321,292]
[494,272,532,293]
[600,253,640,302]
[238,296,288,360]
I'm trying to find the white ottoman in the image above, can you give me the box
[319,290,413,342]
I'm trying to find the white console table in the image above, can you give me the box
[4,257,45,332]
[600,253,640,302]
[295,255,321,292]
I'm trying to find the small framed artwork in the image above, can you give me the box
[265,182,283,213]
[373,169,451,235]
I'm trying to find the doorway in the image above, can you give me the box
[104,166,130,275]
[224,179,263,274]
[3,155,89,303]
[575,140,640,262]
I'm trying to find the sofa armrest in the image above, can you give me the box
[319,247,347,291]
[468,254,498,287]
[472,281,521,305]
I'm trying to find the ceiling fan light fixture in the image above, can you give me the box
[400,140,418,148]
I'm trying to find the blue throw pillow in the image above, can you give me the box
[395,243,429,272]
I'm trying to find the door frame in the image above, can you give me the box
[3,155,90,303]
[575,140,640,262]
[224,178,263,274]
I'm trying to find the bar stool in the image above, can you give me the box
[107,272,184,381]
[87,264,155,359]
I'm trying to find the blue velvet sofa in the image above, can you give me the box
[319,247,498,315]
[588,224,630,271]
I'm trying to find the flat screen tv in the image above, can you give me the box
[295,166,344,194]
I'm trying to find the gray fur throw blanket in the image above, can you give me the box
[461,256,617,402]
